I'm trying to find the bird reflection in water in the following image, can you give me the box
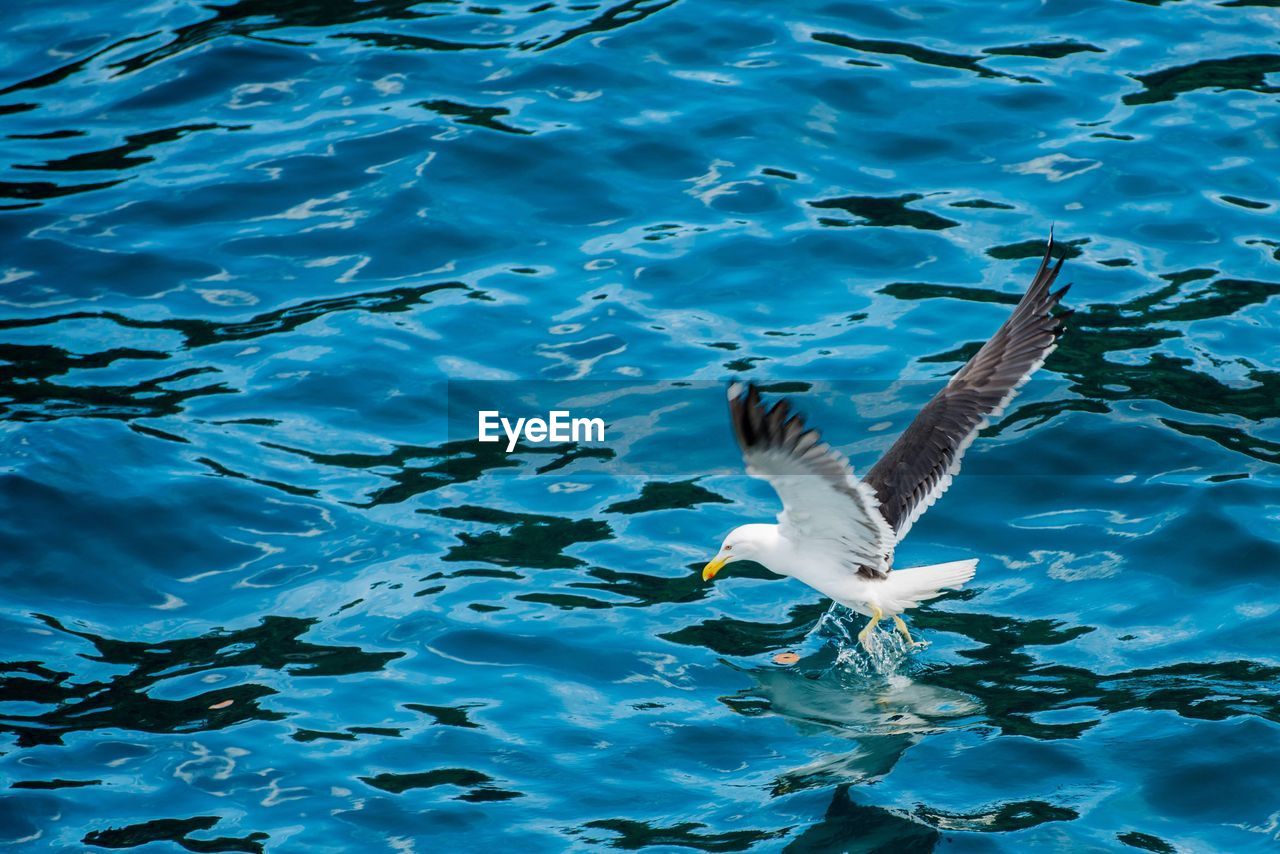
[723,607,981,797]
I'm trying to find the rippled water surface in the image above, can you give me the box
[3,0,1280,850]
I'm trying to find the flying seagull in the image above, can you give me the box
[702,236,1071,651]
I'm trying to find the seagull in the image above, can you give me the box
[701,236,1071,651]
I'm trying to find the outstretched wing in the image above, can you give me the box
[728,383,895,580]
[862,235,1071,540]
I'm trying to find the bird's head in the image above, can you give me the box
[702,523,778,582]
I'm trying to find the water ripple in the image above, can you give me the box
[2,0,1279,849]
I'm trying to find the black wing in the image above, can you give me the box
[862,235,1071,539]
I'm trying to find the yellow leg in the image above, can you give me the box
[857,605,884,652]
[893,616,913,645]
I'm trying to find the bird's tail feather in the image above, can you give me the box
[878,559,977,614]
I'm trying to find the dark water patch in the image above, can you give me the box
[1103,661,1280,723]
[449,567,523,580]
[517,0,680,52]
[984,42,1104,60]
[725,355,768,371]
[0,34,153,97]
[420,99,534,135]
[82,815,267,853]
[915,800,1078,832]
[291,726,401,742]
[982,398,1111,436]
[638,221,712,242]
[268,430,498,499]
[813,32,1039,83]
[0,614,401,747]
[516,591,614,610]
[1245,238,1280,262]
[405,702,483,728]
[530,443,617,474]
[1161,418,1280,464]
[767,743,910,795]
[915,608,1280,738]
[755,381,813,395]
[662,600,826,656]
[785,788,939,852]
[569,565,711,608]
[428,505,613,568]
[103,0,454,76]
[414,583,447,598]
[0,280,469,351]
[15,123,246,174]
[2,363,231,425]
[902,263,1250,334]
[809,193,959,230]
[1118,830,1177,852]
[336,31,509,52]
[761,167,798,180]
[11,778,102,789]
[581,818,788,852]
[360,767,519,800]
[605,479,731,514]
[1219,194,1271,210]
[948,199,1015,209]
[8,129,87,140]
[196,456,321,499]
[349,725,404,737]
[1100,258,1135,267]
[985,237,1087,260]
[0,177,126,201]
[0,340,169,388]
[130,423,191,444]
[1064,279,1280,417]
[292,729,358,743]
[881,281,1023,307]
[1123,54,1280,105]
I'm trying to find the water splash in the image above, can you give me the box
[815,603,924,679]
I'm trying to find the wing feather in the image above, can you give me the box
[862,234,1072,539]
[728,383,895,580]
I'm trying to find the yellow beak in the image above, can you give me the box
[702,555,729,582]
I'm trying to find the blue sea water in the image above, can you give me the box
[2,0,1279,850]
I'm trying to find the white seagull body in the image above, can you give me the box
[702,237,1071,650]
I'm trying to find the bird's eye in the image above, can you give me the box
[724,545,733,551]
